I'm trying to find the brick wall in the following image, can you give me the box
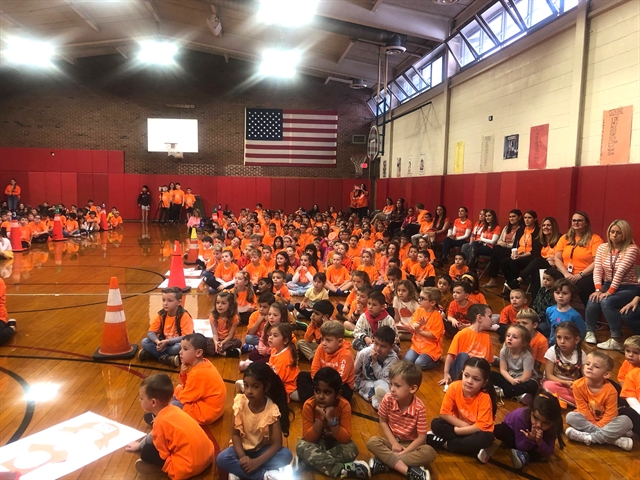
[0,51,373,178]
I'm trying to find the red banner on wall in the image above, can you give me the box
[528,124,549,170]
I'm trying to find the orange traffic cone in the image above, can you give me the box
[9,218,26,252]
[51,211,66,242]
[168,240,190,292]
[100,210,109,231]
[185,228,199,264]
[93,277,138,360]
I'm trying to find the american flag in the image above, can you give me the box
[244,108,338,167]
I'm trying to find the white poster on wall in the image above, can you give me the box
[407,156,413,177]
[396,157,402,178]
[419,154,425,175]
[480,135,494,172]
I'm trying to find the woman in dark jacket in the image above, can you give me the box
[501,210,541,289]
[482,209,524,288]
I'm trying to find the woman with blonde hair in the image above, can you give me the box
[585,219,638,351]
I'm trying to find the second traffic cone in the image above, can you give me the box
[100,210,109,231]
[9,218,26,252]
[93,277,138,360]
[185,228,198,264]
[168,240,190,292]
[51,211,66,242]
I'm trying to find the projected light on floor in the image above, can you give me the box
[24,382,61,403]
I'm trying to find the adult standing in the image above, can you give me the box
[4,179,20,213]
[502,210,541,289]
[585,219,638,350]
[482,209,524,287]
[354,184,369,219]
[553,211,603,306]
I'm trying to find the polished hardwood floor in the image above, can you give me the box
[0,224,637,480]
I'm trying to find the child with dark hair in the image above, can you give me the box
[295,272,329,320]
[354,326,399,410]
[547,279,586,345]
[352,291,396,352]
[125,374,213,478]
[298,300,333,361]
[208,291,241,357]
[530,268,564,336]
[296,367,370,478]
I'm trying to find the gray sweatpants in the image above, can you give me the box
[566,412,632,445]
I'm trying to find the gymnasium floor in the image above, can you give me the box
[0,224,637,480]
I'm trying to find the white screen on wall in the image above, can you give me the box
[147,118,199,152]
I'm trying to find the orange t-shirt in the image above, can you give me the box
[499,305,519,325]
[618,360,636,383]
[325,265,350,286]
[29,221,48,234]
[149,310,194,339]
[311,342,355,388]
[274,285,291,302]
[453,218,472,236]
[468,292,486,304]
[447,300,472,326]
[235,289,256,310]
[172,189,185,205]
[398,243,411,262]
[214,263,239,283]
[247,312,267,338]
[302,396,352,444]
[529,332,548,365]
[358,238,374,251]
[20,225,33,242]
[358,264,379,283]
[411,262,436,282]
[175,359,226,424]
[346,246,361,261]
[555,234,604,274]
[449,264,469,281]
[517,227,536,254]
[65,219,79,232]
[621,367,640,400]
[184,193,196,207]
[419,220,435,235]
[152,404,214,479]
[573,377,619,428]
[210,314,238,340]
[410,308,444,360]
[160,192,172,208]
[109,216,122,227]
[0,278,7,321]
[261,256,276,273]
[447,327,493,363]
[269,347,300,396]
[440,380,494,432]
[402,258,418,276]
[245,262,269,285]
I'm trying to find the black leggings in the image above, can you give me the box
[487,245,511,279]
[494,423,545,461]
[501,255,536,284]
[0,321,16,346]
[518,257,552,298]
[431,418,494,455]
[441,238,469,261]
[489,371,539,398]
[141,441,165,467]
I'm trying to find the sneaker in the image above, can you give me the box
[597,338,623,351]
[292,455,305,473]
[138,348,152,361]
[510,449,529,469]
[614,436,633,451]
[7,319,16,331]
[228,475,240,480]
[241,343,256,354]
[143,412,156,426]
[517,393,533,406]
[406,466,431,480]
[426,432,446,450]
[238,359,253,371]
[264,465,293,480]
[585,331,597,344]
[369,457,389,475]
[565,427,592,445]
[295,320,309,332]
[226,348,241,358]
[477,446,495,464]
[341,460,370,479]
[494,386,505,406]
[134,459,163,476]
[170,355,180,367]
[374,386,387,407]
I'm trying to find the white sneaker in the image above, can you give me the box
[585,332,597,344]
[614,436,633,451]
[565,427,592,445]
[228,475,240,480]
[597,338,623,351]
[264,465,293,480]
[238,359,253,371]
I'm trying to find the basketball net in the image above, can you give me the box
[350,155,366,178]
[165,142,183,160]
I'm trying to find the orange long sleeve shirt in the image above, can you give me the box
[311,342,354,388]
[175,359,226,424]
[302,396,352,444]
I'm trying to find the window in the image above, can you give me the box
[431,56,443,86]
[481,2,522,43]
[448,33,476,67]
[407,67,428,92]
[397,75,417,98]
[514,0,555,29]
[389,81,407,101]
[461,19,497,57]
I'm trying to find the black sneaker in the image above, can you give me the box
[368,457,389,475]
[158,354,180,367]
[226,348,240,358]
[406,466,431,480]
[426,431,446,450]
[143,412,156,426]
[341,460,370,478]
[138,348,152,361]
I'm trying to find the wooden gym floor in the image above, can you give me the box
[0,224,637,480]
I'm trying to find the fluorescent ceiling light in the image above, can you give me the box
[257,0,319,27]
[138,40,178,65]
[259,49,301,78]
[3,37,55,66]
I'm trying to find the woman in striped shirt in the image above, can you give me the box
[585,219,638,351]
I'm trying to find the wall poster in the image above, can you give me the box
[503,134,519,159]
[600,106,633,165]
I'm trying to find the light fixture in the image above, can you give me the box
[383,34,406,55]
[137,40,178,65]
[259,49,301,78]
[257,0,319,27]
[2,37,55,66]
[349,79,368,89]
[431,0,460,4]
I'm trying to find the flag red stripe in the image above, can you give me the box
[283,127,337,133]
[246,153,337,159]
[246,144,336,151]
[284,119,337,125]
[283,109,338,115]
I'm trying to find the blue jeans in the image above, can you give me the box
[216,445,292,480]
[140,337,181,359]
[585,283,639,338]
[7,195,18,212]
[404,349,439,370]
[171,397,184,408]
[449,353,470,381]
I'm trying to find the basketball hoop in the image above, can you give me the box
[351,155,367,178]
[165,142,183,160]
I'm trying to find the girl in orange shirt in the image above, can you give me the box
[242,302,290,370]
[267,322,300,402]
[208,292,241,357]
[428,357,497,455]
[357,249,379,284]
[232,272,256,325]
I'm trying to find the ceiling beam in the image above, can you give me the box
[64,0,100,32]
[116,47,128,58]
[143,0,162,23]
[371,0,384,12]
[337,40,354,65]
[0,9,28,32]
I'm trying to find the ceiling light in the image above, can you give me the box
[257,0,319,27]
[138,40,178,65]
[431,0,460,4]
[2,37,55,66]
[259,49,301,78]
[383,34,406,55]
[349,79,368,89]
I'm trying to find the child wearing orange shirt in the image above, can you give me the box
[566,351,633,450]
[398,235,411,262]
[445,282,474,338]
[428,357,496,456]
[620,362,640,437]
[232,271,256,325]
[108,211,123,229]
[245,248,269,286]
[402,246,419,278]
[183,188,196,219]
[357,249,379,284]
[0,277,16,346]
[64,212,80,237]
[243,292,275,353]
[298,300,333,361]
[125,374,213,479]
[272,270,291,305]
[410,250,436,289]
[261,245,276,272]
[267,322,300,401]
[175,333,226,424]
[287,253,317,296]
[497,288,527,342]
[618,336,640,384]
[405,288,444,370]
[325,252,350,294]
[449,253,469,282]
[159,186,171,224]
[208,292,241,357]
[213,250,239,290]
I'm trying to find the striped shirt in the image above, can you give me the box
[378,393,428,441]
[593,243,638,293]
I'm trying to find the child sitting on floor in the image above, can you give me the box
[207,291,241,358]
[298,300,333,362]
[404,287,444,371]
[352,291,396,352]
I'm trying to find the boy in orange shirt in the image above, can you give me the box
[516,308,548,372]
[19,217,32,248]
[296,367,369,478]
[171,183,184,224]
[261,245,276,272]
[214,250,239,290]
[405,287,444,370]
[175,333,226,424]
[566,351,633,450]
[138,287,194,367]
[297,320,355,403]
[440,303,495,386]
[242,292,275,353]
[244,248,268,286]
[183,188,196,219]
[410,250,436,289]
[325,252,350,295]
[496,288,527,342]
[125,374,213,478]
[298,300,334,361]
[618,335,640,384]
[402,246,419,278]
[64,212,81,237]
[448,252,469,282]
[108,211,123,230]
[445,282,474,338]
[272,270,291,305]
